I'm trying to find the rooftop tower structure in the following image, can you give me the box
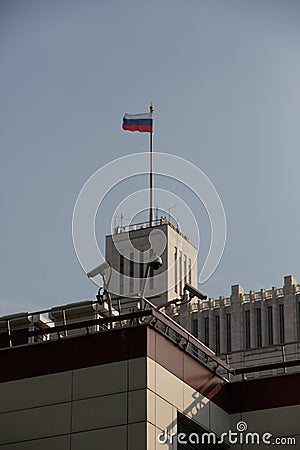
[105,218,198,308]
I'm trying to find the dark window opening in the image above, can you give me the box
[150,249,154,289]
[215,315,220,354]
[298,302,300,340]
[256,308,262,347]
[139,252,144,290]
[204,317,209,347]
[193,318,198,339]
[129,253,134,293]
[267,306,273,345]
[226,313,231,353]
[279,304,285,344]
[179,251,183,295]
[245,310,251,349]
[119,254,124,295]
[174,247,178,293]
[177,413,229,449]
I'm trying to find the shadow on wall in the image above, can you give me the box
[157,377,229,449]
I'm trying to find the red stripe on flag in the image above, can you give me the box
[122,124,153,132]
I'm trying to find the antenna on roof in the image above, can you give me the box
[149,103,154,226]
[114,213,129,229]
[166,204,176,223]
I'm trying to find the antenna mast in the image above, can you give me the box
[149,104,154,225]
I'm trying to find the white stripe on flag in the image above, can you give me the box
[123,113,152,120]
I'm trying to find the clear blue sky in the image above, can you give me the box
[1,0,300,315]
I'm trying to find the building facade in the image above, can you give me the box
[105,221,300,376]
[174,275,300,378]
[1,221,300,448]
[105,220,198,307]
[0,303,299,449]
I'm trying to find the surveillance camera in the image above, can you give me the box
[96,287,104,305]
[87,261,110,278]
[149,256,163,270]
[184,283,207,300]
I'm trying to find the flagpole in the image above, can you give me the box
[149,104,154,226]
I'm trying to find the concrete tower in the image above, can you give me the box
[105,219,198,307]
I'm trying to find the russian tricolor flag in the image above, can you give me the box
[122,113,153,133]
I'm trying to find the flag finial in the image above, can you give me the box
[150,103,154,113]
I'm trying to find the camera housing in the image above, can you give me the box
[87,261,110,278]
[184,283,207,300]
[149,256,163,271]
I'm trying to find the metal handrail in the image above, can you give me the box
[0,309,152,343]
[0,305,232,380]
[235,359,300,375]
[151,309,232,374]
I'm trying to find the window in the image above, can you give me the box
[267,306,273,345]
[149,249,154,289]
[0,329,28,347]
[204,317,209,347]
[245,310,251,349]
[188,258,192,284]
[192,318,198,339]
[179,251,182,295]
[226,313,231,352]
[279,304,285,344]
[192,318,199,356]
[177,413,228,450]
[256,308,262,347]
[129,252,134,293]
[174,247,178,293]
[139,251,144,289]
[119,254,124,295]
[298,302,300,340]
[215,315,220,354]
[0,332,10,348]
[184,254,187,285]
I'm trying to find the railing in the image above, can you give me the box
[113,218,190,242]
[210,299,220,309]
[219,341,300,380]
[114,218,167,234]
[2,299,300,383]
[190,302,199,313]
[208,287,288,308]
[200,301,209,312]
[254,292,262,301]
[295,285,300,295]
[0,301,233,382]
[150,309,232,381]
[223,297,231,307]
[243,294,251,303]
[265,290,273,299]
